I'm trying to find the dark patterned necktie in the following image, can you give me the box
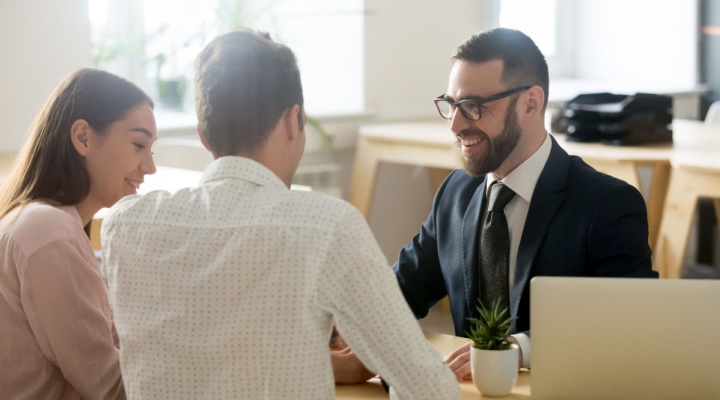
[479,181,516,314]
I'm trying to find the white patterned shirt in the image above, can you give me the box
[101,156,458,400]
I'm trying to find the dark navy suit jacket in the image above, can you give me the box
[392,135,658,337]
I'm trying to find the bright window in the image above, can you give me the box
[89,0,364,116]
[486,0,575,78]
[499,0,557,57]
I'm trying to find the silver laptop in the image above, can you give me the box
[531,277,720,400]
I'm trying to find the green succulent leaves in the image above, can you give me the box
[465,298,516,351]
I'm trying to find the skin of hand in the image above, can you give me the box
[444,341,473,381]
[329,327,376,384]
[444,339,523,381]
[329,326,348,351]
[331,347,377,384]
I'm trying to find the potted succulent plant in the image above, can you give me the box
[466,298,519,397]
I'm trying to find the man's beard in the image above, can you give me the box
[460,99,522,177]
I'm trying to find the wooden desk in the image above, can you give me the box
[349,120,718,259]
[566,119,720,253]
[335,331,530,399]
[552,135,672,249]
[653,126,720,277]
[348,121,461,220]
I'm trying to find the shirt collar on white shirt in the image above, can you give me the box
[200,156,288,190]
[485,132,552,203]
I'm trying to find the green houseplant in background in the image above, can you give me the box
[148,22,206,111]
[154,54,187,110]
[91,23,198,111]
[466,298,519,396]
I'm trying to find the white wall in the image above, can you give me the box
[0,0,92,153]
[364,0,485,121]
[363,0,485,261]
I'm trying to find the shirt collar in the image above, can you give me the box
[200,156,288,190]
[485,132,552,203]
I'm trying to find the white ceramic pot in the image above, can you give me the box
[470,344,519,397]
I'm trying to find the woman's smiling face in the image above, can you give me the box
[82,102,158,209]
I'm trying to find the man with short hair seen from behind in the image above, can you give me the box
[101,28,459,400]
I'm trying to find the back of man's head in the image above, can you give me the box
[453,28,549,112]
[194,28,304,157]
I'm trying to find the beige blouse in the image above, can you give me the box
[0,201,124,399]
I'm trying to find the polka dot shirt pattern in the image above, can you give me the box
[101,156,458,400]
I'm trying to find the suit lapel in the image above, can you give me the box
[462,176,488,318]
[512,136,570,322]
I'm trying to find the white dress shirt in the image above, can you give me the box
[485,132,552,368]
[101,156,458,400]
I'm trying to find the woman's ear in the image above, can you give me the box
[70,119,91,156]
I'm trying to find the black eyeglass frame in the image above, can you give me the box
[434,85,532,121]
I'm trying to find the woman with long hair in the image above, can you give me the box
[0,68,157,399]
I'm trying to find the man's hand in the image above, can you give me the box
[329,327,376,384]
[506,336,524,369]
[331,347,377,384]
[329,326,348,351]
[444,338,524,381]
[444,341,473,381]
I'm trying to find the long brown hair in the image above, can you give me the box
[0,68,153,221]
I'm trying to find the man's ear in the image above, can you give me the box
[70,119,91,157]
[283,104,301,141]
[521,85,545,118]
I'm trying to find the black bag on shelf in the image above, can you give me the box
[557,92,673,145]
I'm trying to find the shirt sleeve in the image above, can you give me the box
[510,333,531,369]
[316,207,459,400]
[19,238,125,400]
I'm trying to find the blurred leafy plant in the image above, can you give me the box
[91,0,333,144]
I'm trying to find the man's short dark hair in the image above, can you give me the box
[194,28,304,157]
[453,28,549,112]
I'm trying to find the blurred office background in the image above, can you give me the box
[1,0,717,286]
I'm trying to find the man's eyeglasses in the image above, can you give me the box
[434,86,531,121]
